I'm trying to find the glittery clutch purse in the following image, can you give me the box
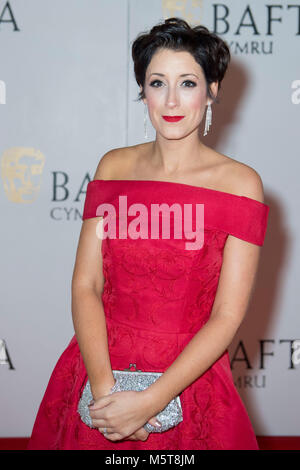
[78,363,183,433]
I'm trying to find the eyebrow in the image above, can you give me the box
[149,73,199,79]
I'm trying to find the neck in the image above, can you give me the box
[150,130,207,176]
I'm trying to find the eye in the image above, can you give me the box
[149,79,163,87]
[149,79,197,88]
[182,80,197,87]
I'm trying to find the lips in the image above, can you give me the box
[162,116,184,122]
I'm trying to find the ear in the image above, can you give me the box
[139,85,147,105]
[207,81,219,105]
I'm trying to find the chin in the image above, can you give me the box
[162,133,186,141]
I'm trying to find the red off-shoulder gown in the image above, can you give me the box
[27,179,269,450]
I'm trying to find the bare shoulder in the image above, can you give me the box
[92,145,139,180]
[209,149,265,203]
[228,159,265,203]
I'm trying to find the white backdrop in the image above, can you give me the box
[0,0,299,437]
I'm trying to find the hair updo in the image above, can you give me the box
[131,17,231,104]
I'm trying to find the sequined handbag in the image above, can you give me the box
[78,363,183,433]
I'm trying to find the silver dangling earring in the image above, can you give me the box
[203,103,212,136]
[144,103,148,139]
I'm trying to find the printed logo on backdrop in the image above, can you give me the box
[0,339,15,369]
[50,172,91,220]
[230,338,300,389]
[162,0,204,25]
[0,79,5,104]
[0,155,86,218]
[1,147,45,203]
[162,0,300,54]
[0,1,18,104]
[0,1,20,30]
[291,80,300,104]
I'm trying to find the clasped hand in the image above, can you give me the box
[88,389,161,441]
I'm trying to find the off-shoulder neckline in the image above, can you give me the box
[89,179,268,207]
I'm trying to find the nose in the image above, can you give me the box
[166,85,179,108]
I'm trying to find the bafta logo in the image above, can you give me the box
[1,147,46,203]
[0,339,15,369]
[162,0,204,25]
[0,80,6,104]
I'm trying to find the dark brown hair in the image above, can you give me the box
[131,17,231,104]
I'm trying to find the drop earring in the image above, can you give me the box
[144,103,148,139]
[203,103,212,136]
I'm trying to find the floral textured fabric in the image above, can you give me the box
[27,179,270,450]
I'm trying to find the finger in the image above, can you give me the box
[103,433,124,442]
[89,406,109,419]
[89,410,106,422]
[133,428,149,441]
[147,416,162,429]
[89,409,106,419]
[126,433,138,441]
[98,427,114,435]
[88,395,112,411]
[92,418,110,429]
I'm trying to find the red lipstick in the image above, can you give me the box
[162,115,184,122]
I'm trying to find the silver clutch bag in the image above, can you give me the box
[78,363,183,433]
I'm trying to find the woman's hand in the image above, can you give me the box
[116,415,161,442]
[88,390,162,441]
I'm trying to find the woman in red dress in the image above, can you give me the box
[27,17,269,450]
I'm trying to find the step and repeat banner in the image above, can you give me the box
[1,0,299,437]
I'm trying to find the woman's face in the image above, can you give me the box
[142,48,218,139]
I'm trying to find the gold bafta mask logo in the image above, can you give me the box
[162,0,203,24]
[1,147,45,203]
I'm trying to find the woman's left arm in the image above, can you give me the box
[89,233,263,439]
[89,172,266,440]
[145,233,262,413]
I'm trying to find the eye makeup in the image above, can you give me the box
[149,79,197,88]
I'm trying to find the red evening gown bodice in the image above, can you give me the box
[27,179,269,450]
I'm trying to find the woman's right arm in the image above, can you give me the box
[71,152,117,400]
